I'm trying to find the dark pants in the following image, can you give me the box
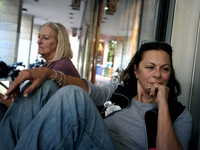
[0,103,7,122]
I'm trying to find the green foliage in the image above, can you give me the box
[107,41,117,62]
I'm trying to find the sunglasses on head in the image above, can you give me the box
[136,40,171,55]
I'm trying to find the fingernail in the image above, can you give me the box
[4,95,8,100]
[150,92,152,96]
[24,93,28,98]
[12,98,14,102]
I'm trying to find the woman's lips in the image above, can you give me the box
[39,46,43,49]
[148,82,162,86]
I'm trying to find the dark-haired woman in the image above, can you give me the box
[1,41,192,150]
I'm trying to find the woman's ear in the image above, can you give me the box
[134,64,138,79]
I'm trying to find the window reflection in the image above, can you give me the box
[95,0,142,85]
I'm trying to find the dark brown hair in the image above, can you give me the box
[120,41,181,102]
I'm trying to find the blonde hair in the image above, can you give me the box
[41,22,73,61]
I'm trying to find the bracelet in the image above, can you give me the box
[51,69,57,81]
[59,71,66,87]
[56,71,62,87]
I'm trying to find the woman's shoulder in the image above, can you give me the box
[178,107,192,121]
[55,58,72,64]
[52,58,75,68]
[52,58,80,77]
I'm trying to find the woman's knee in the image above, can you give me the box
[59,85,87,94]
[41,80,59,93]
[20,80,59,96]
[57,85,89,102]
[54,85,94,108]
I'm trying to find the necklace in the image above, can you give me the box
[44,62,54,68]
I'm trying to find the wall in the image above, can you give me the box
[171,0,200,106]
[30,24,40,64]
[17,14,33,69]
[139,0,159,42]
[171,0,200,149]
[0,0,22,64]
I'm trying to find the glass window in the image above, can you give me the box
[96,0,142,84]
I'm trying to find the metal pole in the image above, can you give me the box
[90,0,104,84]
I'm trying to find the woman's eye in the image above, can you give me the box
[44,37,48,40]
[163,68,169,71]
[38,35,40,39]
[146,66,154,70]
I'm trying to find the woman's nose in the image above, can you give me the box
[153,68,161,78]
[37,37,42,44]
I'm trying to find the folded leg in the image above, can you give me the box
[0,80,118,150]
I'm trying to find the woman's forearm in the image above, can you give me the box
[47,68,89,93]
[156,104,182,150]
[5,67,89,101]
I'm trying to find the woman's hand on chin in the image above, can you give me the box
[149,83,169,106]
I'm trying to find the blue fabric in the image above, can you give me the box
[0,80,118,150]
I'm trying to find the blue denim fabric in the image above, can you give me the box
[0,80,118,150]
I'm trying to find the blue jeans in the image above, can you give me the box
[0,80,118,150]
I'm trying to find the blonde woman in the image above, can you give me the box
[38,22,80,77]
[0,22,80,110]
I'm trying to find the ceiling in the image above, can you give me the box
[22,0,128,39]
[22,0,85,35]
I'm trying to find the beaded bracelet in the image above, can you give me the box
[51,69,57,81]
